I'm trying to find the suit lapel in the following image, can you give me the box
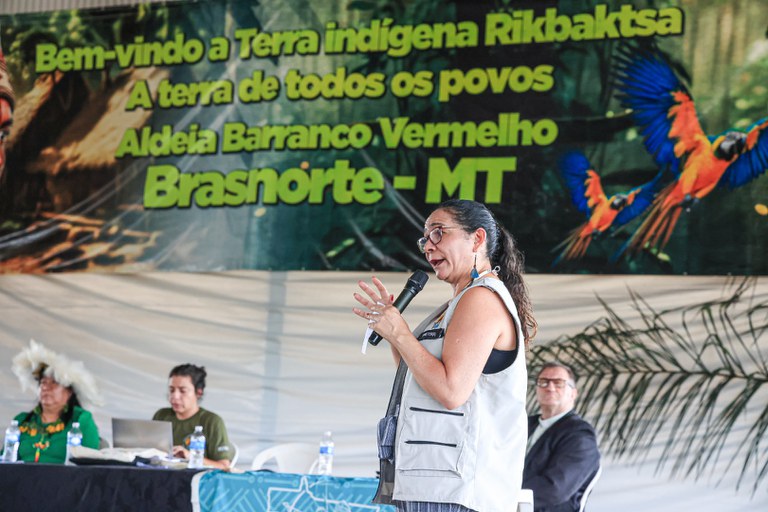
[527,415,540,437]
[526,410,577,457]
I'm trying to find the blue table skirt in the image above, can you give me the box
[197,470,396,512]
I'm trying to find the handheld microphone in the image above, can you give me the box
[368,270,429,346]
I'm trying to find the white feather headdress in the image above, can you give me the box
[11,340,103,409]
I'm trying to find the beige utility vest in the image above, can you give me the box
[393,277,528,511]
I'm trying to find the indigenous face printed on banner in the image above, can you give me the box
[0,41,14,178]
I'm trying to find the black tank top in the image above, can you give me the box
[483,345,519,374]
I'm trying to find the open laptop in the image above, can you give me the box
[111,418,174,453]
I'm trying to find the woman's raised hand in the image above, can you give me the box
[353,276,407,343]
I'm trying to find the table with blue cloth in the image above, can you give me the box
[195,470,395,512]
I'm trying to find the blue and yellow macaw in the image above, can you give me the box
[614,46,768,255]
[553,151,660,265]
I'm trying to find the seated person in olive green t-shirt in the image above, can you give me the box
[152,364,233,469]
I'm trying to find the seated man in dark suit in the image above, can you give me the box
[523,362,601,512]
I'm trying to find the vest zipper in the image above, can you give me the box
[404,440,458,447]
[409,406,464,416]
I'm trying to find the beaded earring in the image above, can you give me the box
[470,252,479,279]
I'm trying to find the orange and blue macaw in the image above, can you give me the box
[614,46,768,255]
[553,151,660,265]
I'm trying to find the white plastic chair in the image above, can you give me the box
[578,464,602,512]
[250,443,318,474]
[517,488,534,512]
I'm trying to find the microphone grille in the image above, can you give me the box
[408,270,429,292]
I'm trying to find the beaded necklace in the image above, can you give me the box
[19,408,66,462]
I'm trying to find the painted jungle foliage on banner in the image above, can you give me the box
[0,0,766,274]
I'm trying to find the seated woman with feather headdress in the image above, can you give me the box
[6,340,101,463]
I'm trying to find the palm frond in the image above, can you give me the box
[530,277,768,494]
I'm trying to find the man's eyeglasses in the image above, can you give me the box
[417,226,458,253]
[535,378,574,389]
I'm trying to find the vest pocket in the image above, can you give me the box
[396,398,469,476]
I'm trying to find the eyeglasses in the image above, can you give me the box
[535,378,574,389]
[417,226,458,253]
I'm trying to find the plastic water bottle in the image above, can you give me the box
[317,430,334,475]
[65,421,82,465]
[1,420,20,463]
[187,425,205,469]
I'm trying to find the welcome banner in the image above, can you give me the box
[1,0,766,273]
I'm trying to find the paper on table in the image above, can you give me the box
[70,445,172,463]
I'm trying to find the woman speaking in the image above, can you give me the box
[353,199,536,512]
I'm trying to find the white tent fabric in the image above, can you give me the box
[0,271,766,511]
